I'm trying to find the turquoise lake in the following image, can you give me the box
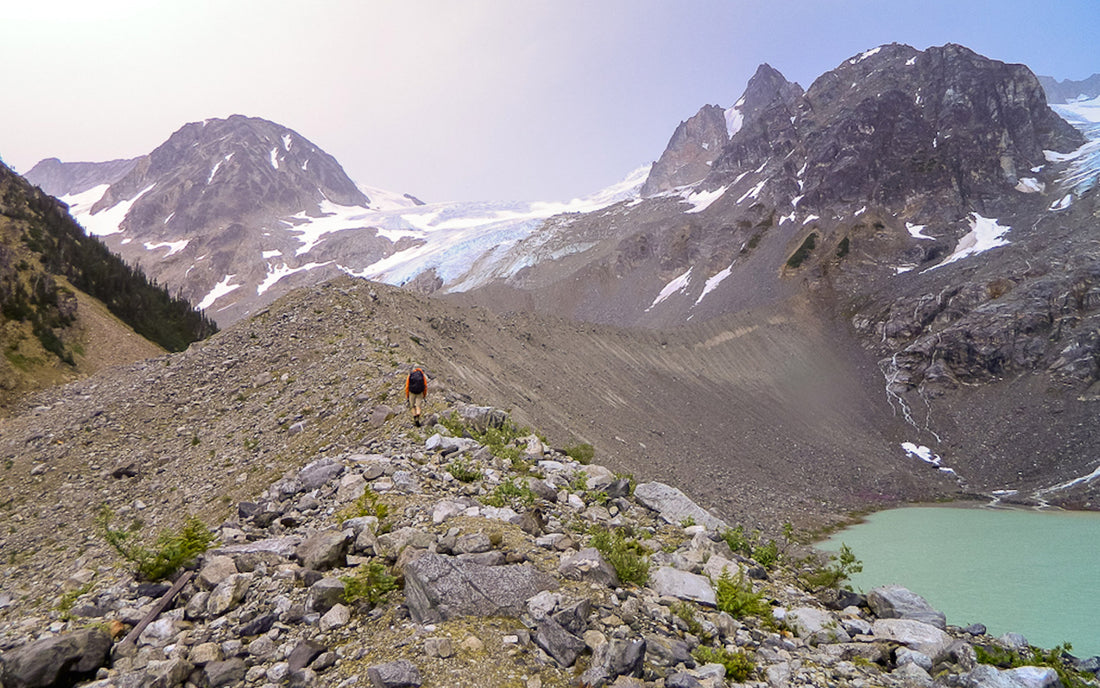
[819,505,1100,659]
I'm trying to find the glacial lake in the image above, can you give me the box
[819,505,1100,659]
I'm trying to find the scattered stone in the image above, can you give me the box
[649,567,716,606]
[559,548,620,588]
[296,530,352,571]
[535,617,586,667]
[203,658,247,688]
[287,640,326,672]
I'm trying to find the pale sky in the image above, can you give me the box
[1,0,1097,203]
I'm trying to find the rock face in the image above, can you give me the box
[641,104,731,197]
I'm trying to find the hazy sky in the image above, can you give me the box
[1,0,1097,202]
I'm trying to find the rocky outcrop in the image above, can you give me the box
[641,105,731,197]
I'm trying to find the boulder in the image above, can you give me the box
[632,482,727,531]
[534,617,586,667]
[0,627,111,688]
[367,659,422,687]
[214,536,301,558]
[203,658,247,688]
[590,637,646,679]
[871,618,954,661]
[959,664,1061,688]
[287,640,326,672]
[296,530,352,571]
[206,573,251,617]
[296,456,345,491]
[402,553,558,624]
[559,548,620,588]
[787,606,852,645]
[197,555,238,590]
[649,566,716,606]
[306,577,346,614]
[456,405,507,433]
[867,585,947,629]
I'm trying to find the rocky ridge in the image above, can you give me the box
[3,400,1097,688]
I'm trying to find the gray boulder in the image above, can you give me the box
[306,577,346,614]
[871,618,954,662]
[787,606,852,645]
[296,530,352,571]
[203,658,247,688]
[649,566,716,606]
[959,664,1061,688]
[590,637,646,679]
[867,585,947,629]
[456,405,507,433]
[534,617,586,667]
[402,553,558,624]
[559,548,620,588]
[296,457,345,491]
[632,482,727,531]
[367,659,422,687]
[0,627,111,688]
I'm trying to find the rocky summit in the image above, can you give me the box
[0,278,1097,688]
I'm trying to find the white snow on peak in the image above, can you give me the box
[1014,177,1045,193]
[906,56,917,66]
[901,442,956,475]
[286,199,373,255]
[262,250,282,259]
[802,214,819,225]
[207,161,223,184]
[269,147,279,170]
[779,211,796,225]
[850,46,882,65]
[647,267,693,311]
[682,185,727,214]
[197,274,242,310]
[906,222,935,240]
[724,106,744,138]
[282,133,293,151]
[357,183,423,212]
[144,239,189,257]
[1052,95,1100,124]
[695,264,734,305]
[925,214,1010,271]
[64,183,156,237]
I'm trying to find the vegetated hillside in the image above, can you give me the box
[0,161,216,408]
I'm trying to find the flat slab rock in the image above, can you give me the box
[633,482,727,531]
[402,552,558,624]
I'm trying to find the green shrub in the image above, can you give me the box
[336,488,389,525]
[340,560,399,608]
[752,539,780,570]
[720,525,752,556]
[975,643,1091,688]
[671,600,705,638]
[447,457,483,483]
[714,569,770,620]
[481,478,536,509]
[589,528,649,586]
[98,506,213,581]
[802,543,862,590]
[692,645,755,682]
[563,443,595,464]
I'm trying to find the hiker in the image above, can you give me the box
[405,367,428,426]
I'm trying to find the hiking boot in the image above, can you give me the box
[414,416,421,427]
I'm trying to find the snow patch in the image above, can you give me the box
[695,264,733,305]
[906,222,935,240]
[282,133,293,151]
[906,56,917,66]
[802,214,819,225]
[65,183,156,237]
[1050,194,1073,211]
[683,186,727,214]
[850,46,882,64]
[736,180,766,204]
[269,147,279,170]
[143,239,189,257]
[1014,177,1044,193]
[197,274,241,310]
[925,214,1010,271]
[647,268,692,311]
[724,106,744,138]
[262,250,282,259]
[901,442,955,474]
[257,261,332,295]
